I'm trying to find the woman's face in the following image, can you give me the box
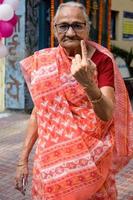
[54,6,89,55]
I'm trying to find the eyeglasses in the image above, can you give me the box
[55,22,86,33]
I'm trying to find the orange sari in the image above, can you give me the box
[20,41,133,200]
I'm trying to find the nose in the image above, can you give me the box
[65,26,76,36]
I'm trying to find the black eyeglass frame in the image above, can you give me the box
[54,22,86,33]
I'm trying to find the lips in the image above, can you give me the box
[63,38,80,42]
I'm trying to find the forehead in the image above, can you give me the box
[55,6,85,23]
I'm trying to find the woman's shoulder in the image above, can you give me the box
[34,47,57,56]
[20,47,58,69]
[88,40,114,61]
[92,49,113,66]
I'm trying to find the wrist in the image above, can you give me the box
[19,146,31,160]
[17,159,28,167]
[17,163,27,167]
[18,159,28,164]
[18,154,28,163]
[84,85,101,100]
[89,90,103,104]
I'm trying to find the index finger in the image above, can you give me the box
[81,40,88,61]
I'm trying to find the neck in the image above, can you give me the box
[65,48,81,57]
[62,44,94,58]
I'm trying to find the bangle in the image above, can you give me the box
[17,164,25,167]
[17,161,27,166]
[90,91,103,104]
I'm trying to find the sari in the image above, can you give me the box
[20,41,133,200]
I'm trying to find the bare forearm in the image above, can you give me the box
[18,109,38,163]
[84,85,115,121]
[93,94,114,121]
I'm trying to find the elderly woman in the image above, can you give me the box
[15,1,133,200]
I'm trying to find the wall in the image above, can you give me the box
[5,0,25,109]
[0,56,5,112]
[111,0,133,51]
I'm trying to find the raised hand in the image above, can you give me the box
[71,40,97,88]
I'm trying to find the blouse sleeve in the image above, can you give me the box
[97,57,114,88]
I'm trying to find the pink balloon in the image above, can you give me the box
[3,0,19,10]
[0,4,14,21]
[8,13,18,26]
[0,0,4,3]
[0,21,13,37]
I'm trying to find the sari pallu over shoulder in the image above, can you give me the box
[88,41,133,172]
[20,48,58,106]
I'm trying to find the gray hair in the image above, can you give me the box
[53,1,90,32]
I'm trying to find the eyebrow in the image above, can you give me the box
[57,20,85,24]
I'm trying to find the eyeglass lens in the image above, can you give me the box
[56,22,86,33]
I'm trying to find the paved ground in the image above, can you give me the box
[0,111,33,200]
[0,111,133,200]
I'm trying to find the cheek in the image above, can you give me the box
[55,32,64,42]
[76,31,88,40]
[81,28,89,38]
[82,32,89,39]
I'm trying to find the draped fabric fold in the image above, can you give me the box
[88,41,133,171]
